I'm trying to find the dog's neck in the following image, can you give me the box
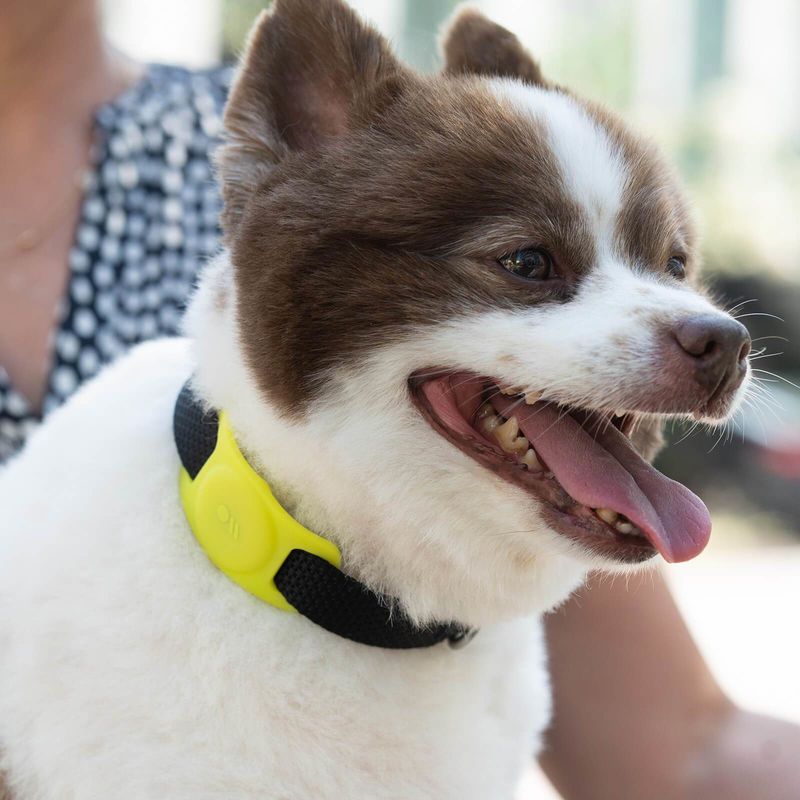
[184,256,586,627]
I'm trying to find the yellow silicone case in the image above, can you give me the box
[179,411,341,612]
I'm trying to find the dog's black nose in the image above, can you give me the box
[672,314,751,394]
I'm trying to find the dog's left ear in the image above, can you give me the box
[218,0,406,234]
[440,5,546,87]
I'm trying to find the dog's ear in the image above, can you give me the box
[218,0,405,233]
[440,6,546,87]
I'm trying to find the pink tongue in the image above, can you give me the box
[492,397,711,562]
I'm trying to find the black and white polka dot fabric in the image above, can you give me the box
[0,64,232,464]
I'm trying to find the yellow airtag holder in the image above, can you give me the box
[179,411,341,612]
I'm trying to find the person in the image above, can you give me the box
[1,2,798,798]
[542,571,800,799]
[0,0,230,462]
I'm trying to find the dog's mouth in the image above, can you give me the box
[409,371,712,564]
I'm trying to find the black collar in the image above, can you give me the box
[173,382,475,650]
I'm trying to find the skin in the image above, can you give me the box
[0,0,136,409]
[541,569,800,799]
[0,2,798,797]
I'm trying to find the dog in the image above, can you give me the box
[0,1,752,797]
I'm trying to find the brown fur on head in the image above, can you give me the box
[218,0,403,234]
[202,0,749,614]
[441,5,547,86]
[216,1,703,416]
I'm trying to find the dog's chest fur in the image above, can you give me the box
[0,0,732,793]
[0,338,551,800]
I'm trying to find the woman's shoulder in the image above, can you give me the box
[54,63,235,384]
[94,63,234,145]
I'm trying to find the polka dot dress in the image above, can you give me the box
[0,64,232,464]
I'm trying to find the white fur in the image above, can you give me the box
[0,254,581,799]
[0,330,553,800]
[0,78,750,800]
[403,260,749,419]
[491,79,626,251]
[490,79,751,420]
[187,261,585,628]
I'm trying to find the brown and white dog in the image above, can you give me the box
[0,1,751,798]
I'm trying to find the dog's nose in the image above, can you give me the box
[672,314,751,393]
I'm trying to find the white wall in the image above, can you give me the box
[102,0,223,68]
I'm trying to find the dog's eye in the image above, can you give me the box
[666,256,686,280]
[498,248,555,280]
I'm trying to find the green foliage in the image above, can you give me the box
[222,0,269,61]
[398,0,460,70]
[548,6,634,109]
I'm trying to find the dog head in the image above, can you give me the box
[203,0,752,625]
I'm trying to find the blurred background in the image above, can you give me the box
[101,1,799,797]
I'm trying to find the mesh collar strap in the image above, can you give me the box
[173,382,474,650]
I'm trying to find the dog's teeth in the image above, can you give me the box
[614,409,625,418]
[615,520,635,534]
[524,391,542,405]
[500,385,523,396]
[503,435,529,456]
[494,416,520,450]
[483,411,540,461]
[477,402,495,419]
[482,414,501,434]
[596,508,618,525]
[594,510,645,537]
[521,448,542,471]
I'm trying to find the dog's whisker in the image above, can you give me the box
[726,297,759,315]
[671,422,700,446]
[735,312,785,322]
[750,335,789,344]
[751,368,800,391]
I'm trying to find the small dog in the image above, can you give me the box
[0,1,751,797]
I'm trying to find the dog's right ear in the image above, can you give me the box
[218,0,405,234]
[440,6,546,87]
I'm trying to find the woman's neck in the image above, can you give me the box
[0,0,141,237]
[0,0,141,409]
[0,0,138,150]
